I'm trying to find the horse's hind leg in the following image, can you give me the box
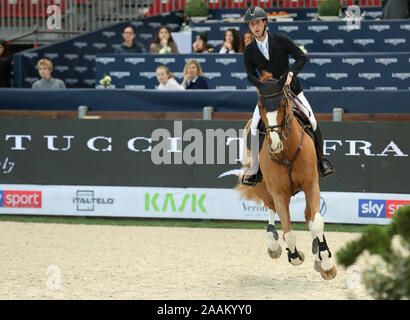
[305,183,337,280]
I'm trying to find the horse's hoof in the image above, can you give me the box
[267,245,282,259]
[320,265,337,280]
[289,250,304,266]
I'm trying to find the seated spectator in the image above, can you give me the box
[149,26,179,54]
[156,65,184,90]
[219,28,240,54]
[32,59,66,89]
[115,26,147,53]
[181,59,208,89]
[239,31,254,52]
[0,40,12,88]
[192,32,215,54]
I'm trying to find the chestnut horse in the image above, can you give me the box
[235,73,337,280]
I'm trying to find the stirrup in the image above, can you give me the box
[241,168,262,186]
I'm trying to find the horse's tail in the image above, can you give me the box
[234,119,272,208]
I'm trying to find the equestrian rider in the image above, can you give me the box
[242,6,334,185]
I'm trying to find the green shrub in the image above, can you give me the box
[184,0,208,17]
[318,0,341,16]
[336,205,410,300]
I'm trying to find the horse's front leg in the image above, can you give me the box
[266,208,282,259]
[274,195,305,266]
[305,184,337,280]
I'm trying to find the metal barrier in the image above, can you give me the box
[0,0,381,44]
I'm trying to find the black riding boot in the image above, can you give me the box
[242,131,262,186]
[313,126,335,178]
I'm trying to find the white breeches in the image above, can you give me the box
[250,91,317,134]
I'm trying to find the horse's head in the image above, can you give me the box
[257,72,290,154]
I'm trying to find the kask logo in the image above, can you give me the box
[145,193,206,213]
[358,199,409,219]
[0,191,42,208]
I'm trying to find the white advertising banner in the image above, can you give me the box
[0,184,409,225]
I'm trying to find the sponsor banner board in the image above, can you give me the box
[0,184,408,225]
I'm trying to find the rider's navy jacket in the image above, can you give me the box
[243,32,307,95]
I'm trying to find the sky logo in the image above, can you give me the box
[359,199,409,218]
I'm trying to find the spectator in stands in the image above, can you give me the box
[219,28,241,54]
[32,59,66,89]
[149,26,179,54]
[382,0,410,19]
[115,26,147,53]
[239,31,254,52]
[192,32,215,54]
[181,59,208,89]
[156,65,184,90]
[0,40,12,88]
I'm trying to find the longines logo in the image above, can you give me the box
[73,42,87,48]
[310,58,332,66]
[231,73,247,80]
[44,53,59,60]
[342,58,364,66]
[191,27,211,32]
[385,38,406,46]
[295,39,313,45]
[323,39,344,46]
[185,58,206,64]
[139,72,157,79]
[278,26,299,33]
[65,79,78,85]
[93,43,107,50]
[96,57,115,65]
[54,66,69,72]
[353,39,375,46]
[73,190,114,212]
[369,25,390,32]
[298,73,316,80]
[308,25,328,33]
[102,31,116,38]
[219,26,240,31]
[64,54,79,61]
[154,58,175,65]
[204,72,221,80]
[84,55,96,61]
[375,58,397,66]
[109,71,130,79]
[140,33,153,40]
[358,73,381,80]
[23,52,38,59]
[392,73,410,80]
[124,57,145,65]
[74,66,88,73]
[326,73,348,80]
[216,58,237,65]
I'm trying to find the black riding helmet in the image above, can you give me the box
[244,6,267,24]
[244,6,268,37]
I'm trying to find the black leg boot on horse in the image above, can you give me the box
[313,126,334,178]
[242,129,263,186]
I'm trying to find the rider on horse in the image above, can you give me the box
[241,6,334,186]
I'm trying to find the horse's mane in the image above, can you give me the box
[259,71,274,82]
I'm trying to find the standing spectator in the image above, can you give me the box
[156,65,184,90]
[32,59,66,89]
[149,26,179,54]
[382,0,410,19]
[219,28,241,53]
[239,31,254,52]
[0,40,12,88]
[181,59,208,89]
[115,26,147,53]
[192,32,215,53]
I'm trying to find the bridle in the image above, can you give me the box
[258,86,294,143]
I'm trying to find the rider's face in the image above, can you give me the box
[248,19,266,39]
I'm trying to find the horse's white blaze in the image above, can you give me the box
[266,111,283,153]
